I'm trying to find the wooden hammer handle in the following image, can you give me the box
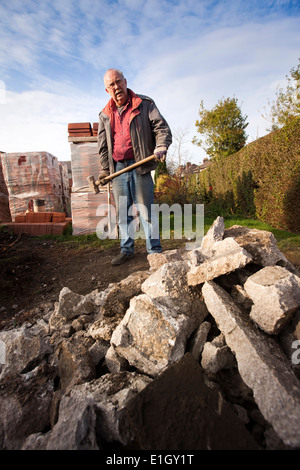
[103,154,156,182]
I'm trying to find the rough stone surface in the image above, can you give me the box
[1,217,299,451]
[111,293,202,376]
[201,333,236,374]
[0,364,55,450]
[202,280,300,448]
[57,287,95,320]
[147,249,184,271]
[200,215,225,256]
[187,321,211,361]
[87,271,149,341]
[56,332,96,393]
[0,323,53,380]
[142,261,190,300]
[187,248,208,266]
[224,225,297,272]
[45,371,152,449]
[244,266,300,334]
[187,238,252,286]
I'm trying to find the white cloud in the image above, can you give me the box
[0,0,299,164]
[0,86,101,159]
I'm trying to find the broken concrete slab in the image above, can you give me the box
[0,323,53,381]
[56,332,96,393]
[244,266,300,334]
[224,225,297,273]
[142,261,190,300]
[187,238,252,286]
[202,280,300,448]
[187,321,211,361]
[201,333,236,374]
[147,249,184,271]
[44,371,151,449]
[57,287,95,320]
[200,215,225,257]
[111,294,202,377]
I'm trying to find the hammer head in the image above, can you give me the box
[87,175,100,194]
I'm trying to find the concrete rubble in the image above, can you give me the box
[0,216,300,450]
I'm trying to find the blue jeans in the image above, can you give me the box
[112,159,162,255]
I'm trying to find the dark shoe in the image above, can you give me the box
[111,252,134,266]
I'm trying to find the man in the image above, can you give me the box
[97,68,172,265]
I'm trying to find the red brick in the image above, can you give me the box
[68,122,91,130]
[26,212,52,223]
[15,215,26,223]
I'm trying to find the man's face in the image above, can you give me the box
[105,70,128,107]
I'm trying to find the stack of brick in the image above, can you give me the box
[71,191,115,236]
[5,211,72,236]
[69,136,116,236]
[68,123,92,137]
[0,152,71,221]
[92,122,98,136]
[0,154,11,223]
[68,121,117,236]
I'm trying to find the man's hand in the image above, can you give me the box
[154,146,167,162]
[98,169,110,185]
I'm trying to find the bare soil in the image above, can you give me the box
[0,229,184,331]
[0,228,299,332]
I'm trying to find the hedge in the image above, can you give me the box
[199,117,300,233]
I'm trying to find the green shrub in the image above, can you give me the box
[199,117,300,232]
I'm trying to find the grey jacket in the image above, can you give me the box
[97,89,172,175]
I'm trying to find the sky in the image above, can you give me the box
[0,0,299,165]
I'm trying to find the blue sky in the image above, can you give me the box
[0,0,299,164]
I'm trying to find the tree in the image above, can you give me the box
[193,97,248,160]
[167,127,192,174]
[261,59,300,131]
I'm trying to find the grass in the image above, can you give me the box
[3,211,300,254]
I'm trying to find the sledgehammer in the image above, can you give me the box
[87,154,156,194]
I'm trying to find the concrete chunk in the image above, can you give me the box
[202,280,300,448]
[187,238,252,286]
[58,287,94,320]
[224,225,297,272]
[111,294,201,376]
[201,333,236,374]
[200,216,225,256]
[147,249,183,271]
[244,266,300,334]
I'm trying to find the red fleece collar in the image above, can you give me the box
[102,89,142,119]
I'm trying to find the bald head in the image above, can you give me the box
[104,68,125,86]
[104,68,128,107]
